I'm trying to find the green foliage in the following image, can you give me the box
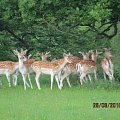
[89,0,111,23]
[0,0,120,60]
[111,23,120,81]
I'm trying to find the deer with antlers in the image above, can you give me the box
[31,54,72,90]
[37,51,51,62]
[101,48,114,80]
[13,49,36,90]
[77,50,102,85]
[13,53,37,87]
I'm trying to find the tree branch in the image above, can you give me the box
[5,27,30,48]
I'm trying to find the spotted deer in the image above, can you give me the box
[101,48,114,80]
[0,61,19,87]
[59,51,93,89]
[13,49,35,90]
[31,54,72,90]
[59,56,81,89]
[77,50,93,83]
[77,50,102,85]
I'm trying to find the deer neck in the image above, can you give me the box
[105,56,111,61]
[18,59,25,68]
[42,59,47,62]
[13,62,19,71]
[57,59,68,71]
[83,55,89,60]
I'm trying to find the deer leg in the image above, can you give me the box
[35,72,41,90]
[21,74,27,90]
[12,74,18,86]
[94,68,97,80]
[28,73,33,89]
[88,74,92,83]
[66,76,71,87]
[0,76,2,86]
[59,76,64,90]
[83,76,88,83]
[109,68,114,80]
[104,69,113,80]
[6,74,11,87]
[55,75,60,89]
[12,69,19,86]
[51,73,54,90]
[79,72,87,85]
[103,71,106,80]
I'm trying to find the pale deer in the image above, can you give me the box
[31,54,72,90]
[13,49,35,90]
[77,50,102,85]
[0,61,19,87]
[13,53,37,87]
[101,48,114,80]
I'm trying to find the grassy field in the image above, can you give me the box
[0,75,120,120]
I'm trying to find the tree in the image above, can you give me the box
[0,0,120,60]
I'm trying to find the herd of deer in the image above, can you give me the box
[0,48,114,90]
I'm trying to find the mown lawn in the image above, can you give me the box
[0,75,120,120]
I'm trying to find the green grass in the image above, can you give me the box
[0,75,120,120]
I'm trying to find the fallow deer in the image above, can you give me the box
[0,61,19,87]
[59,51,90,88]
[77,50,93,82]
[59,56,81,89]
[31,54,72,90]
[101,48,114,80]
[13,49,35,90]
[13,53,36,87]
[77,50,102,85]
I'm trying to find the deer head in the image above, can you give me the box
[103,48,112,58]
[79,51,90,60]
[13,49,27,61]
[37,51,51,61]
[91,50,102,62]
[63,53,73,63]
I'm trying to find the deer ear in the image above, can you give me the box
[103,48,107,51]
[89,50,93,53]
[98,52,102,54]
[45,51,50,56]
[13,50,19,55]
[63,53,67,57]
[79,51,84,55]
[22,49,28,55]
[37,52,42,56]
[28,54,32,59]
